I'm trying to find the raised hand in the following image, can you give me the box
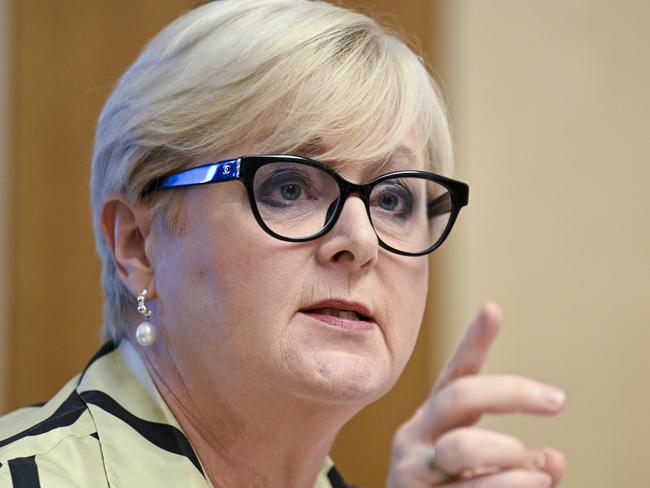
[387,302,566,487]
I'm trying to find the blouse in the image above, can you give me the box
[0,340,350,487]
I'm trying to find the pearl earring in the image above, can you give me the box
[135,289,156,347]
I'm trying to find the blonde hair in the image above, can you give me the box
[91,0,454,341]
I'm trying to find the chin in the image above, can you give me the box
[296,350,396,404]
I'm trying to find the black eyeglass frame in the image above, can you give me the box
[143,154,469,257]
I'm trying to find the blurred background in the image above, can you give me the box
[0,0,648,486]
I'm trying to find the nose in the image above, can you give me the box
[315,195,379,270]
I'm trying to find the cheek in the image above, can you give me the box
[152,224,315,400]
[381,256,429,361]
[157,221,310,355]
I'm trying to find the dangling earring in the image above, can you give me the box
[135,289,156,347]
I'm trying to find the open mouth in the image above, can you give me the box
[305,307,371,321]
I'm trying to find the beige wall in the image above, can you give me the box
[432,1,650,486]
[0,0,11,412]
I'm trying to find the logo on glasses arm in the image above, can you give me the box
[212,159,240,182]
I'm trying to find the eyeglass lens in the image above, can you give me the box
[252,160,453,254]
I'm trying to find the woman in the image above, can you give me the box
[0,0,566,486]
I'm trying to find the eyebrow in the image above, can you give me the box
[381,145,417,171]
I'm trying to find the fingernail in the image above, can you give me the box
[530,449,547,469]
[545,388,565,409]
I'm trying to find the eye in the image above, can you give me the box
[378,193,398,211]
[371,181,414,219]
[280,183,301,201]
[256,170,317,208]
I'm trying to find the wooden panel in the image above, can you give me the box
[9,0,193,409]
[9,1,441,487]
[0,0,12,413]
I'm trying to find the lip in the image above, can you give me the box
[299,299,377,332]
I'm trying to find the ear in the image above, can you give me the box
[100,195,156,298]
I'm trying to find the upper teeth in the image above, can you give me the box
[312,308,360,320]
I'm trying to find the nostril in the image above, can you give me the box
[331,249,352,263]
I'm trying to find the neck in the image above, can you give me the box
[141,346,360,488]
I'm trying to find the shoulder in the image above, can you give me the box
[0,376,107,487]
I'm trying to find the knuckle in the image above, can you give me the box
[445,377,478,408]
[435,428,472,471]
[387,467,411,488]
[387,449,423,487]
[437,378,482,425]
[392,421,416,456]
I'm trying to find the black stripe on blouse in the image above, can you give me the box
[327,465,352,488]
[80,389,205,477]
[8,456,41,488]
[0,391,86,448]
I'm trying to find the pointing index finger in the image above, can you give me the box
[432,301,502,395]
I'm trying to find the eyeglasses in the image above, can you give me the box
[144,155,469,256]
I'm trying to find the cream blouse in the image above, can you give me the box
[0,340,350,487]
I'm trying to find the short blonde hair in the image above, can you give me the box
[91,0,454,341]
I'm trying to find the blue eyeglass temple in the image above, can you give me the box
[158,159,241,189]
